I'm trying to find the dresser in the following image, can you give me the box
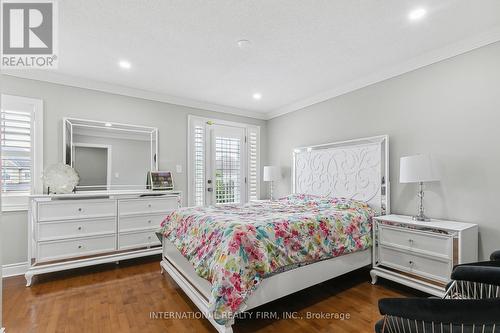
[26,190,181,286]
[370,214,478,296]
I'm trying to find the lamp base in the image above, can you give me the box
[413,182,431,222]
[412,214,431,222]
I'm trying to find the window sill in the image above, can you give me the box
[2,205,29,212]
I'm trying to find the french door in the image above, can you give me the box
[207,125,245,205]
[188,116,260,207]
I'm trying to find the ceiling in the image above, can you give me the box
[4,0,500,119]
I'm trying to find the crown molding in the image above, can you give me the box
[265,27,500,119]
[1,70,268,120]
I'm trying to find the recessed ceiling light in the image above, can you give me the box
[118,60,131,69]
[237,39,251,49]
[408,8,427,21]
[105,122,113,127]
[252,93,262,100]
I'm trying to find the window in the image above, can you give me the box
[1,94,43,211]
[188,115,260,207]
[215,136,242,204]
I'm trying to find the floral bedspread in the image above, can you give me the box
[159,194,374,325]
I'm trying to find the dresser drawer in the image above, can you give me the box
[118,231,161,250]
[38,217,116,241]
[118,196,179,216]
[38,199,116,222]
[119,214,167,232]
[379,224,453,259]
[37,235,116,262]
[379,246,451,283]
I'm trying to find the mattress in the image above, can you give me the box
[158,194,374,324]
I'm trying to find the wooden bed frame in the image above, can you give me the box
[161,135,390,333]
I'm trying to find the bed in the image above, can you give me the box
[160,135,389,333]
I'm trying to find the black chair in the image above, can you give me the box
[445,251,500,299]
[375,251,500,333]
[375,298,500,333]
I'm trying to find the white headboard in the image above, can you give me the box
[292,135,389,215]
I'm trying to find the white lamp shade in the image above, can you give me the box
[400,154,440,183]
[263,166,280,182]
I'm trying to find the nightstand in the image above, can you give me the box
[370,214,478,296]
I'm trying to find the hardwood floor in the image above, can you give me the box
[3,256,422,333]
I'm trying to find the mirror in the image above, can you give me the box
[63,118,158,191]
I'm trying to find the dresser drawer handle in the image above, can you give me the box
[147,203,152,208]
[148,220,152,224]
[408,260,414,267]
[78,245,83,249]
[77,226,82,231]
[78,208,83,212]
[408,239,414,244]
[148,236,152,240]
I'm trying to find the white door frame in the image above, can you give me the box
[187,115,260,207]
[73,142,112,188]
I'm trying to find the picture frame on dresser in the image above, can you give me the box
[147,171,174,190]
[370,214,478,296]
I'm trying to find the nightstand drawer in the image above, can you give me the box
[379,246,451,283]
[379,224,453,258]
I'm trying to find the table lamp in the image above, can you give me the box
[400,154,440,222]
[263,166,280,200]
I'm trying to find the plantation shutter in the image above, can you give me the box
[247,126,260,201]
[189,117,206,206]
[1,108,33,195]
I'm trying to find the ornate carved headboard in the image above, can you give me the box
[292,135,389,215]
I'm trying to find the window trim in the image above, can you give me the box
[187,115,260,207]
[1,94,44,212]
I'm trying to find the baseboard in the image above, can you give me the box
[2,262,28,278]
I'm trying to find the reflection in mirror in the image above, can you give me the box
[63,118,158,191]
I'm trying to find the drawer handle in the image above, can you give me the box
[148,236,152,240]
[408,239,414,244]
[409,260,414,267]
[148,220,152,223]
[147,203,152,208]
[78,208,83,212]
[78,245,83,249]
[77,226,82,231]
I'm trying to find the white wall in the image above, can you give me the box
[0,75,267,265]
[267,41,500,260]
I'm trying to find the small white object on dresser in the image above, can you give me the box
[26,190,181,286]
[370,214,478,297]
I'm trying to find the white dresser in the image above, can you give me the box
[26,190,181,286]
[370,214,478,296]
